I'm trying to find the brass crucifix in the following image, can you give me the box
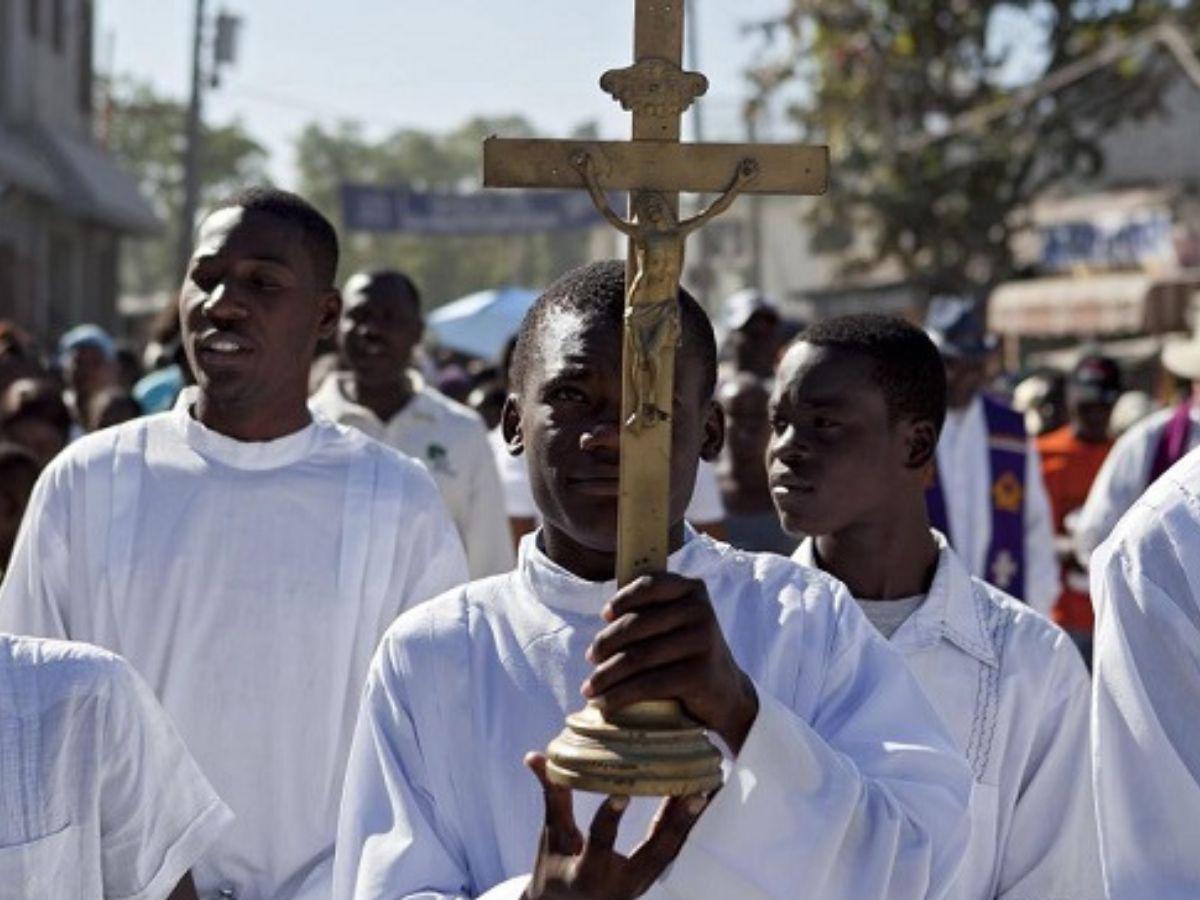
[484,0,828,797]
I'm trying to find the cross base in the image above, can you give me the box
[545,703,723,796]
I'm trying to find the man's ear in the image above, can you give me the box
[501,394,524,457]
[317,288,342,340]
[699,399,725,462]
[905,420,939,471]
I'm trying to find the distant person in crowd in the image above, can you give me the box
[717,372,795,554]
[58,324,117,431]
[0,376,71,467]
[773,314,1101,899]
[468,379,507,432]
[0,187,468,898]
[0,442,39,574]
[1012,368,1067,436]
[1109,389,1157,437]
[1090,445,1200,897]
[1037,354,1122,664]
[0,321,42,396]
[310,268,514,578]
[1076,331,1200,561]
[113,341,145,391]
[334,261,972,900]
[84,386,143,432]
[720,287,784,380]
[0,633,232,899]
[924,297,1058,614]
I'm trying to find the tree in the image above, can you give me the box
[294,116,599,307]
[106,79,270,299]
[748,1,1200,294]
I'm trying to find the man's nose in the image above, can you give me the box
[579,417,621,453]
[202,281,247,320]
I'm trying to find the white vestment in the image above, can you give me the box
[1074,404,1200,562]
[936,395,1059,614]
[0,406,469,899]
[1090,446,1200,898]
[0,633,232,899]
[795,533,1102,899]
[311,372,515,578]
[333,531,973,900]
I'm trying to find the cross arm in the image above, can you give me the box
[483,138,828,196]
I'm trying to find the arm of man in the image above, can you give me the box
[0,466,73,638]
[995,638,1102,898]
[464,423,517,578]
[585,574,973,900]
[390,464,471,616]
[1022,441,1060,616]
[1091,503,1200,898]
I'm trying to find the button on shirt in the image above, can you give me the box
[312,372,515,578]
[0,634,232,899]
[936,395,1059,614]
[795,533,1102,899]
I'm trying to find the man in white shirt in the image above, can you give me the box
[924,297,1058,614]
[0,188,469,898]
[311,268,514,578]
[1,633,232,899]
[1075,334,1200,561]
[334,261,973,900]
[1090,446,1200,898]
[769,314,1101,899]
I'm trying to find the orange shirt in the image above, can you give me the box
[1037,426,1114,632]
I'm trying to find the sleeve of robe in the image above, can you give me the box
[656,592,974,900]
[1022,440,1060,617]
[461,423,516,579]
[1074,422,1153,564]
[1090,475,1200,899]
[994,637,1103,899]
[0,461,74,638]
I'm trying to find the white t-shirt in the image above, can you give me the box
[796,534,1102,899]
[0,633,232,899]
[334,532,973,899]
[1091,447,1200,898]
[0,405,469,899]
[311,372,515,578]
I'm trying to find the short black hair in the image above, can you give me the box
[798,313,947,435]
[344,268,421,314]
[510,260,718,400]
[208,187,339,288]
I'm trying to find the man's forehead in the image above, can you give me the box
[194,206,305,266]
[775,343,874,398]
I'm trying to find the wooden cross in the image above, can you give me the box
[484,1,828,795]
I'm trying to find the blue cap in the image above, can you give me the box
[924,295,998,360]
[58,324,116,366]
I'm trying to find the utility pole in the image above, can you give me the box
[177,0,206,283]
[746,102,765,288]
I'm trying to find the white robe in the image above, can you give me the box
[0,633,232,899]
[311,372,515,579]
[936,396,1059,614]
[333,531,973,900]
[1074,404,1200,562]
[0,407,469,899]
[1090,446,1200,898]
[795,534,1102,899]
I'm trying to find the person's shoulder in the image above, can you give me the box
[313,415,442,488]
[704,538,852,617]
[1110,404,1175,455]
[1036,425,1076,457]
[1,633,134,709]
[1100,448,1200,570]
[37,415,167,489]
[416,384,489,436]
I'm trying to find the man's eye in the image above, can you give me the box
[770,415,790,434]
[549,386,587,404]
[249,276,282,292]
[813,416,840,430]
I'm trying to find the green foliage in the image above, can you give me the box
[751,1,1199,292]
[294,115,599,309]
[106,79,270,298]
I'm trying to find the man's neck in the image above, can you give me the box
[541,519,689,582]
[345,371,414,423]
[193,394,312,443]
[813,502,939,600]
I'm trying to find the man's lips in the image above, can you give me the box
[769,471,815,496]
[566,473,622,497]
[195,332,254,368]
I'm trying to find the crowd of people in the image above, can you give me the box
[0,185,1196,899]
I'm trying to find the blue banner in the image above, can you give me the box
[340,184,615,235]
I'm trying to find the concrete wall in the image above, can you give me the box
[3,0,92,136]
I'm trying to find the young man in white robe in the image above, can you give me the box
[334,261,973,900]
[768,314,1102,899]
[310,269,514,578]
[1,633,232,899]
[0,188,469,898]
[1090,446,1200,898]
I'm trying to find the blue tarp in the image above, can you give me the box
[427,287,539,361]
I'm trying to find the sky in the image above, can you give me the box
[96,0,804,185]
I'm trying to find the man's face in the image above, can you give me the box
[768,343,912,537]
[179,207,339,413]
[1070,393,1115,443]
[504,311,721,555]
[338,277,423,384]
[942,354,987,410]
[65,345,115,400]
[729,311,782,378]
[719,380,771,474]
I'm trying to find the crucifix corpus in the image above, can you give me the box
[484,0,828,797]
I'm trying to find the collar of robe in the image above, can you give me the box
[517,525,718,617]
[170,396,324,471]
